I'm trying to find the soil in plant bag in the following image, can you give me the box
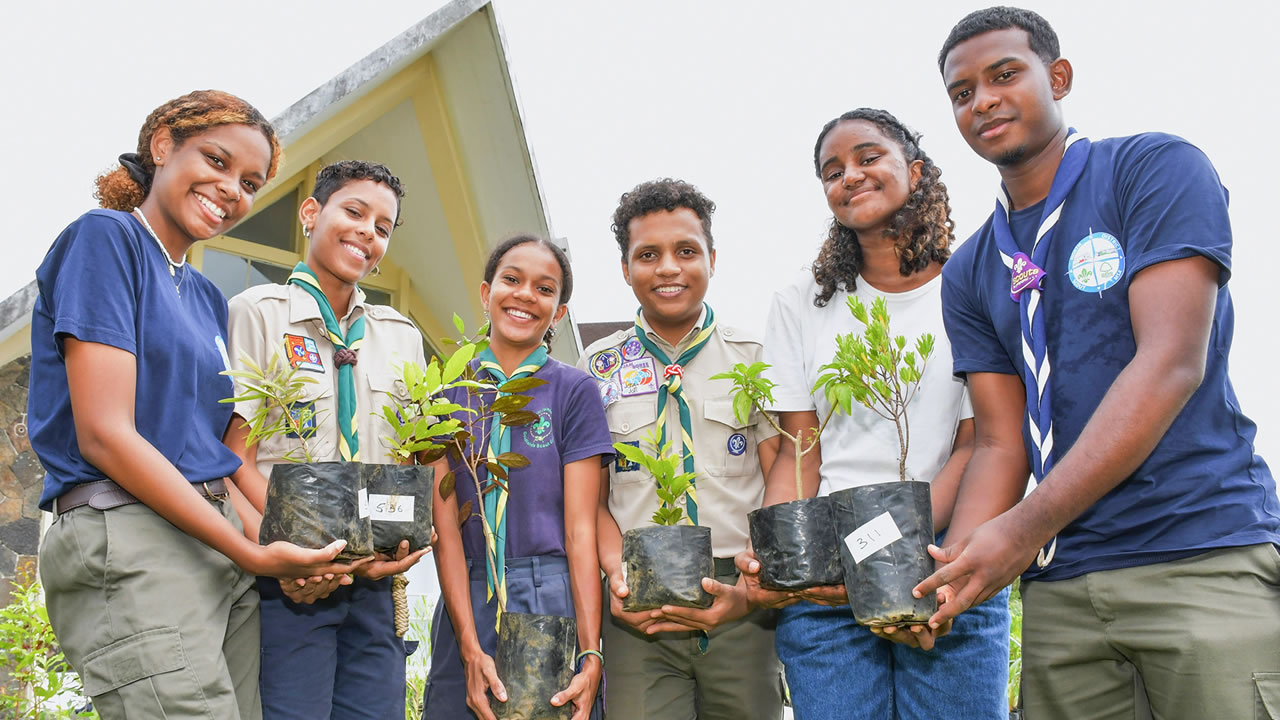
[491,612,577,720]
[621,525,713,612]
[259,462,373,561]
[748,496,843,590]
[360,463,434,555]
[831,481,935,626]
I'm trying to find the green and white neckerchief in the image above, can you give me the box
[476,345,548,626]
[287,262,366,461]
[633,303,717,525]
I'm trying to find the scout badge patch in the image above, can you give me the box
[284,334,325,373]
[619,357,658,396]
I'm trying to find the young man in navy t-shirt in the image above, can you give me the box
[915,7,1280,718]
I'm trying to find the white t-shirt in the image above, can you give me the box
[763,272,971,496]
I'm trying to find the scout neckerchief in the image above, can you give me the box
[476,345,548,626]
[633,303,717,526]
[991,130,1091,569]
[287,262,366,461]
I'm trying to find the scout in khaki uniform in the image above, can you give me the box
[582,178,784,720]
[223,161,430,720]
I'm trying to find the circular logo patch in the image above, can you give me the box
[523,408,555,449]
[590,348,622,379]
[727,433,747,456]
[599,378,622,408]
[1067,232,1125,294]
[621,338,645,361]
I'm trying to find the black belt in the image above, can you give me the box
[53,478,228,516]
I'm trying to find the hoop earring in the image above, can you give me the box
[303,226,311,239]
[370,265,382,277]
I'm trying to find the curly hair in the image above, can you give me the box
[610,178,715,260]
[483,233,573,348]
[938,6,1060,72]
[94,90,282,211]
[312,160,407,224]
[809,108,954,307]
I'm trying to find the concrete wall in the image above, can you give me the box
[0,354,41,598]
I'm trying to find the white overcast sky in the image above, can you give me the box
[2,0,1276,461]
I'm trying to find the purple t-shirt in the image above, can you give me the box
[445,357,614,564]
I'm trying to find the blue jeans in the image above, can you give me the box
[258,575,410,720]
[776,586,1010,720]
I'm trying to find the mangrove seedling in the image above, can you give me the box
[614,433,698,526]
[813,295,934,482]
[384,314,547,613]
[222,350,325,463]
[711,362,847,504]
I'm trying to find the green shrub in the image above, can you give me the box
[1008,580,1023,710]
[0,562,95,718]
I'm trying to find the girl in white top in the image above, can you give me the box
[746,108,1010,719]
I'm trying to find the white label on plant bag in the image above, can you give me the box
[369,494,414,522]
[358,487,370,519]
[844,511,903,564]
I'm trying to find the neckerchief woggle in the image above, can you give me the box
[477,345,548,628]
[990,130,1091,569]
[287,262,365,461]
[633,304,717,526]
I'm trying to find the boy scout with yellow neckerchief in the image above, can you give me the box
[579,178,784,719]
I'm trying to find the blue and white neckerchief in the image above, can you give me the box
[990,130,1091,569]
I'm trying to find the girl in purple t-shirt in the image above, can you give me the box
[424,234,614,720]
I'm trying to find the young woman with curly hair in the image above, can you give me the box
[30,90,365,720]
[739,108,1011,718]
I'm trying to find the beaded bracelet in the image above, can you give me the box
[575,649,604,670]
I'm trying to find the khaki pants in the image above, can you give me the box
[39,498,261,719]
[1022,543,1280,720]
[602,570,784,720]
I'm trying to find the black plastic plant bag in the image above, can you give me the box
[748,496,843,590]
[491,612,576,720]
[260,462,373,561]
[621,525,713,611]
[361,463,434,555]
[831,481,935,626]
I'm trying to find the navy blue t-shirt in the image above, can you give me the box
[942,133,1279,582]
[446,358,615,566]
[29,209,243,509]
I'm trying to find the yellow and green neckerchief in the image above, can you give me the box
[287,262,365,461]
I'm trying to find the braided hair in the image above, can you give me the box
[809,108,954,307]
[94,90,282,211]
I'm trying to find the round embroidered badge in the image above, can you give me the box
[1067,232,1125,294]
[589,348,622,379]
[727,433,747,456]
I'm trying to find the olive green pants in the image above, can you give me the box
[601,570,785,720]
[1022,543,1280,720]
[39,498,261,719]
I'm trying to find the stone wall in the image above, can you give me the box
[0,354,41,597]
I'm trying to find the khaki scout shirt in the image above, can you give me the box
[578,309,777,557]
[226,283,428,476]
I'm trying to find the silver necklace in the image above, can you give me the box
[133,208,187,296]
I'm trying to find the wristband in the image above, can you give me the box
[575,649,604,670]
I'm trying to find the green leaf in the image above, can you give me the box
[419,446,447,464]
[442,344,476,385]
[499,410,540,427]
[490,394,532,413]
[495,452,530,468]
[732,392,752,426]
[457,500,473,527]
[498,377,549,393]
[453,313,467,336]
[485,462,509,480]
[439,471,456,499]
